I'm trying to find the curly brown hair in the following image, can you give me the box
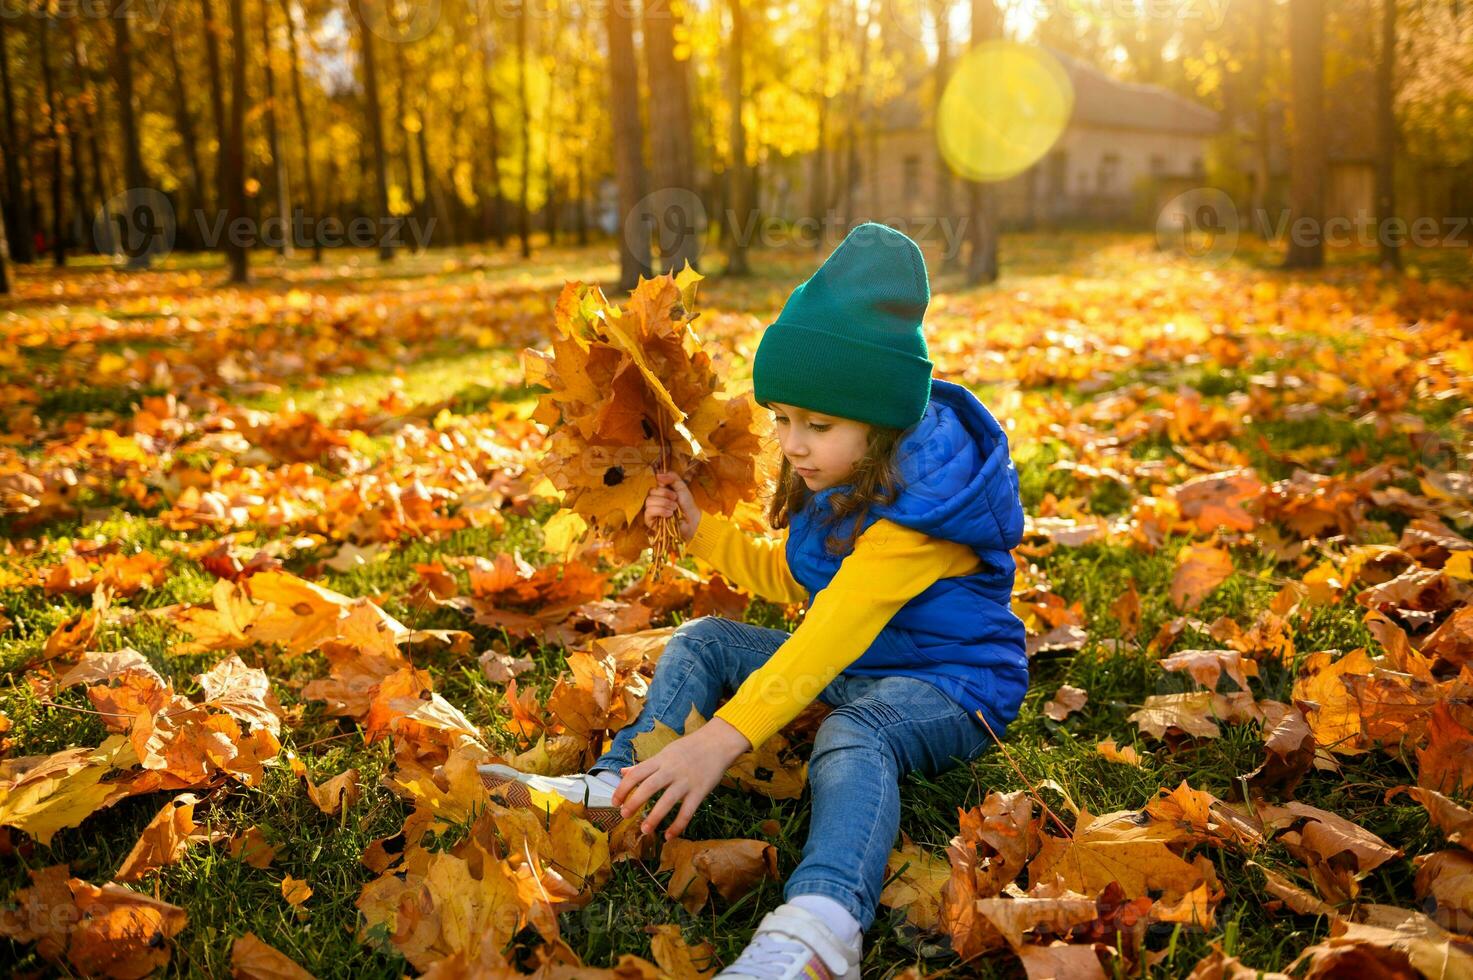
[765,422,908,556]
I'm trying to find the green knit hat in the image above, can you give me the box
[752,222,934,430]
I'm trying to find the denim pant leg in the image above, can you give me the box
[590,615,845,775]
[783,674,990,933]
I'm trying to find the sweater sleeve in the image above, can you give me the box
[711,517,983,750]
[686,511,809,605]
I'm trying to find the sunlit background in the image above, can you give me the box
[0,0,1468,286]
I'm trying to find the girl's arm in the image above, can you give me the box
[711,518,982,750]
[646,470,807,605]
[685,511,808,605]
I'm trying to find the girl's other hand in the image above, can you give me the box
[645,470,702,541]
[611,717,751,840]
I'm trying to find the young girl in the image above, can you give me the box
[481,222,1027,979]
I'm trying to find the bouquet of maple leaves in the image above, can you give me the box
[521,266,765,569]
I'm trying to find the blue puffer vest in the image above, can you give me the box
[784,378,1029,735]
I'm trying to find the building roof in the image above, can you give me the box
[1041,46,1220,136]
[873,44,1220,138]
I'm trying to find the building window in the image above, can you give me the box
[903,155,921,204]
[1097,152,1120,194]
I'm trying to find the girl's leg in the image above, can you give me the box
[590,615,809,776]
[782,674,990,933]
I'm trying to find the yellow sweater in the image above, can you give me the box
[685,510,984,749]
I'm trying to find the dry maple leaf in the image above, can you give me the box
[1044,684,1088,721]
[1285,904,1473,978]
[0,735,141,845]
[115,792,225,881]
[1257,801,1402,905]
[230,931,317,980]
[0,864,189,979]
[1170,468,1265,534]
[656,837,779,915]
[941,790,1042,959]
[1387,785,1473,851]
[521,269,763,565]
[645,923,718,979]
[1096,739,1144,767]
[1026,807,1219,925]
[228,825,277,868]
[878,835,954,931]
[1412,850,1473,934]
[1416,700,1473,795]
[1170,542,1235,611]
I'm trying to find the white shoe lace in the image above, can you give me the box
[727,930,811,976]
[529,773,613,807]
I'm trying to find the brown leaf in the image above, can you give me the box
[645,923,717,979]
[228,826,277,868]
[116,792,224,881]
[230,931,317,980]
[1417,701,1473,795]
[281,875,312,907]
[1258,802,1402,904]
[66,878,189,979]
[1044,685,1088,722]
[1170,542,1234,611]
[1096,739,1144,767]
[878,837,953,931]
[656,838,778,915]
[305,768,360,816]
[1387,785,1473,852]
[1413,850,1473,934]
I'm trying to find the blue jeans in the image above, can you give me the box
[590,615,994,933]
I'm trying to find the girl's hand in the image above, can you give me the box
[611,717,751,840]
[644,470,703,542]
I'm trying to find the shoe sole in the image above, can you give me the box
[478,769,631,833]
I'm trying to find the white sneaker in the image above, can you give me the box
[476,764,631,831]
[715,902,863,980]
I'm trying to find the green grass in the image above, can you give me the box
[2,233,1469,977]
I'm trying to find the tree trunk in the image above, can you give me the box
[0,19,33,264]
[113,0,152,269]
[0,184,9,292]
[515,0,531,258]
[932,0,960,271]
[540,3,561,246]
[605,0,650,288]
[166,17,206,217]
[1375,0,1400,271]
[574,6,590,248]
[68,21,113,255]
[807,0,830,250]
[202,0,229,215]
[1283,0,1325,269]
[39,12,65,266]
[352,0,395,261]
[259,0,294,258]
[279,0,320,260]
[726,0,751,276]
[839,0,869,235]
[225,0,251,282]
[965,0,1001,286]
[643,0,701,274]
[1249,0,1272,238]
[478,16,506,248]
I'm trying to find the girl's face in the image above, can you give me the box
[769,402,871,492]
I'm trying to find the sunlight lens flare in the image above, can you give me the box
[937,41,1074,183]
